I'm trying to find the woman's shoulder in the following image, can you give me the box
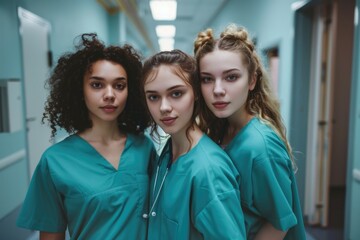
[189,136,239,192]
[43,134,79,155]
[193,135,237,171]
[227,118,267,154]
[250,118,282,145]
[196,134,228,157]
[36,134,80,168]
[245,119,290,167]
[251,119,288,154]
[228,118,288,162]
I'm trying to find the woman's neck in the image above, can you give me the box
[170,124,203,162]
[79,121,123,143]
[223,112,254,145]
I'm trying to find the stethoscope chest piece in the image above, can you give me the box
[142,211,157,219]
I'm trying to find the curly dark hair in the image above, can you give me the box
[42,33,150,138]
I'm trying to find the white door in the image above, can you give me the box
[18,7,52,179]
[304,4,335,226]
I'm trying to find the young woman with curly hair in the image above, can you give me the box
[17,33,155,240]
[194,24,306,240]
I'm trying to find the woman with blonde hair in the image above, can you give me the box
[194,24,306,240]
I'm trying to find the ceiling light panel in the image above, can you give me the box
[150,0,177,20]
[158,38,175,51]
[156,25,176,38]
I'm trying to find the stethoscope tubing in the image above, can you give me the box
[143,139,173,219]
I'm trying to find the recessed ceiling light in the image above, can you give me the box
[158,38,175,51]
[156,25,176,38]
[150,0,177,21]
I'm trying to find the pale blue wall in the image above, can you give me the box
[0,0,34,221]
[105,11,153,56]
[0,1,23,78]
[0,0,146,237]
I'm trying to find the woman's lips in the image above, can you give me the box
[160,117,177,126]
[212,101,229,109]
[101,105,117,113]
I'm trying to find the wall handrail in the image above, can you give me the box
[0,149,26,170]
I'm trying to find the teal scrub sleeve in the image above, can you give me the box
[192,164,246,239]
[195,189,246,240]
[252,153,297,231]
[16,156,67,232]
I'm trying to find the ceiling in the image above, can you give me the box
[99,0,228,55]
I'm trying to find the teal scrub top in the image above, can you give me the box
[147,134,246,240]
[17,133,155,240]
[225,118,306,240]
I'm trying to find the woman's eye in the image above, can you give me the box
[201,76,212,83]
[115,83,126,90]
[90,82,102,89]
[225,74,239,81]
[147,95,158,101]
[172,91,182,98]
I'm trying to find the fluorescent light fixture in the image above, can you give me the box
[150,0,177,20]
[290,0,309,11]
[156,25,176,38]
[355,6,358,26]
[158,38,174,51]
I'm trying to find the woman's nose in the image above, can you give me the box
[160,98,172,114]
[104,86,115,101]
[213,80,225,96]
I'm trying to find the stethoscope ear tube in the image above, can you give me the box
[143,139,173,219]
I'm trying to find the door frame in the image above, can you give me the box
[289,0,314,217]
[304,3,337,226]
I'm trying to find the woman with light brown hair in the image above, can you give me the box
[141,49,246,239]
[194,24,306,240]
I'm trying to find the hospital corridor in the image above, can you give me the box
[1,0,360,239]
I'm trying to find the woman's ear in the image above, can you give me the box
[249,74,257,90]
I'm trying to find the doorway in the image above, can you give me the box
[265,47,280,97]
[18,7,53,179]
[291,0,355,239]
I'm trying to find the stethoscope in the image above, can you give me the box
[143,139,173,219]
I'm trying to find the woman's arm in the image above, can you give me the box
[40,231,65,240]
[254,222,287,240]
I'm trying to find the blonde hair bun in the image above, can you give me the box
[194,28,214,54]
[221,24,254,52]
